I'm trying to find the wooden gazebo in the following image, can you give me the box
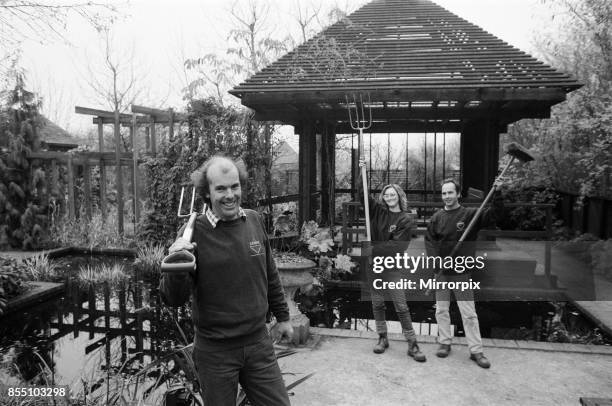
[229,0,581,225]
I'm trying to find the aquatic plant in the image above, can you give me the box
[77,263,129,288]
[134,244,165,277]
[22,253,65,282]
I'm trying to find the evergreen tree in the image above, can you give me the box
[0,71,47,249]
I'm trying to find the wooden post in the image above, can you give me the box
[131,116,140,227]
[50,159,59,198]
[119,287,127,364]
[298,120,317,225]
[265,124,273,231]
[321,124,336,226]
[67,154,75,220]
[114,110,124,235]
[73,283,80,338]
[88,284,95,340]
[103,283,111,366]
[145,127,150,152]
[461,118,500,194]
[545,206,552,280]
[150,118,157,156]
[433,130,437,190]
[83,161,92,220]
[168,108,174,140]
[98,121,107,219]
[135,281,143,361]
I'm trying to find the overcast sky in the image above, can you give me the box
[14,0,552,135]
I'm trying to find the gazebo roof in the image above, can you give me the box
[230,0,581,128]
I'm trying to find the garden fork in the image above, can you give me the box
[161,186,203,273]
[346,93,372,243]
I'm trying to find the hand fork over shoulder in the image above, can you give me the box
[161,187,203,273]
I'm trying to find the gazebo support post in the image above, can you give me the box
[297,120,317,226]
[320,123,336,226]
[461,118,500,195]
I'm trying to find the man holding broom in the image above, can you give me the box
[425,178,504,369]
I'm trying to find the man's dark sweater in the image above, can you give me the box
[425,204,498,275]
[159,209,289,348]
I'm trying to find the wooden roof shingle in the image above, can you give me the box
[230,0,581,126]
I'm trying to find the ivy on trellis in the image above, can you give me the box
[137,98,273,245]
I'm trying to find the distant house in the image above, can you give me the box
[38,116,82,151]
[271,141,298,196]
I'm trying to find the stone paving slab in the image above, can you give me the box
[310,327,612,355]
[284,334,612,406]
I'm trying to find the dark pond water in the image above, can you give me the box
[0,255,193,393]
[298,288,612,344]
[1,254,610,392]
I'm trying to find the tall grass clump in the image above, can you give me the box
[77,263,129,288]
[134,244,165,277]
[50,206,134,249]
[22,253,65,282]
[0,348,55,405]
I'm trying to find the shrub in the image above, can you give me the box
[497,186,560,231]
[50,206,134,249]
[0,257,30,315]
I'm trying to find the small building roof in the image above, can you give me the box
[38,116,80,149]
[230,0,581,128]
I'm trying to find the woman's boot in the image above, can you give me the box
[373,333,389,354]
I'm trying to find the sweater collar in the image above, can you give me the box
[205,204,246,228]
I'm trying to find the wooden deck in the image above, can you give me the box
[5,281,65,314]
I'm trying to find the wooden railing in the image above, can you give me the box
[341,201,554,279]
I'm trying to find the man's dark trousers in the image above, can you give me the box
[192,332,290,406]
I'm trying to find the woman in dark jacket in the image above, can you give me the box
[360,162,426,362]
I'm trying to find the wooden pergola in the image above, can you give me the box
[229,0,581,225]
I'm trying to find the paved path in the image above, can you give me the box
[283,330,612,406]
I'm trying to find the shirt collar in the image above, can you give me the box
[205,204,246,228]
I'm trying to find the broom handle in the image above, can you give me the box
[425,156,513,295]
[450,155,513,255]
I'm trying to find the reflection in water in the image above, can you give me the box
[0,262,193,396]
[2,255,610,398]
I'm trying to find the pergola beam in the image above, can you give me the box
[131,104,187,121]
[237,87,568,107]
[253,105,551,123]
[75,106,133,120]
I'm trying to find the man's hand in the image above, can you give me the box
[169,237,195,253]
[359,159,366,168]
[273,320,294,343]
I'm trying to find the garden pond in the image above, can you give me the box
[1,253,610,396]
